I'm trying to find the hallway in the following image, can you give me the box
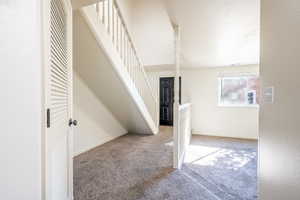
[74,127,257,200]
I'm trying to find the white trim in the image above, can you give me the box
[179,64,260,70]
[42,1,51,199]
[159,74,175,78]
[173,25,182,169]
[41,0,48,199]
[73,132,127,157]
[192,130,259,140]
[218,72,258,78]
[217,104,259,108]
[145,64,175,72]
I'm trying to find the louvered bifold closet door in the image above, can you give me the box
[50,0,69,126]
[46,0,72,199]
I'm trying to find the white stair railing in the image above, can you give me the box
[85,0,158,128]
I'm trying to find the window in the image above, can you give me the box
[218,76,260,107]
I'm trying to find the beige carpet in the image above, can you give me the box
[74,126,257,200]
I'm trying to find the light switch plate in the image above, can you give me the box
[263,87,274,103]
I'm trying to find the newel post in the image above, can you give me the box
[173,24,181,169]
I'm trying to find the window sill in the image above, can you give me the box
[218,104,259,108]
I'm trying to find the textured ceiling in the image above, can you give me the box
[163,0,260,68]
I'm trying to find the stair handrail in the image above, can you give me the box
[90,0,158,123]
[112,1,157,103]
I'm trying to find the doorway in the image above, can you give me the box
[160,77,174,126]
[159,77,181,126]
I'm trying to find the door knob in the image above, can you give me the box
[69,119,78,127]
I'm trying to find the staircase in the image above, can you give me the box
[74,0,158,134]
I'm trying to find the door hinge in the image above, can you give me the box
[47,108,50,128]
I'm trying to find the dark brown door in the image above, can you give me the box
[160,77,174,126]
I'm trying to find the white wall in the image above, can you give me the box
[182,65,259,139]
[147,70,175,100]
[147,66,259,139]
[73,72,127,156]
[0,1,43,199]
[113,0,175,66]
[131,0,174,66]
[260,1,300,199]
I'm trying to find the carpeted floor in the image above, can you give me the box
[74,126,257,200]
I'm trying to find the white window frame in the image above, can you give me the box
[218,75,259,108]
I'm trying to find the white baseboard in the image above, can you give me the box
[73,132,127,157]
[192,130,258,140]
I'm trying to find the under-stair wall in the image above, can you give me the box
[73,72,127,156]
[73,0,159,138]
